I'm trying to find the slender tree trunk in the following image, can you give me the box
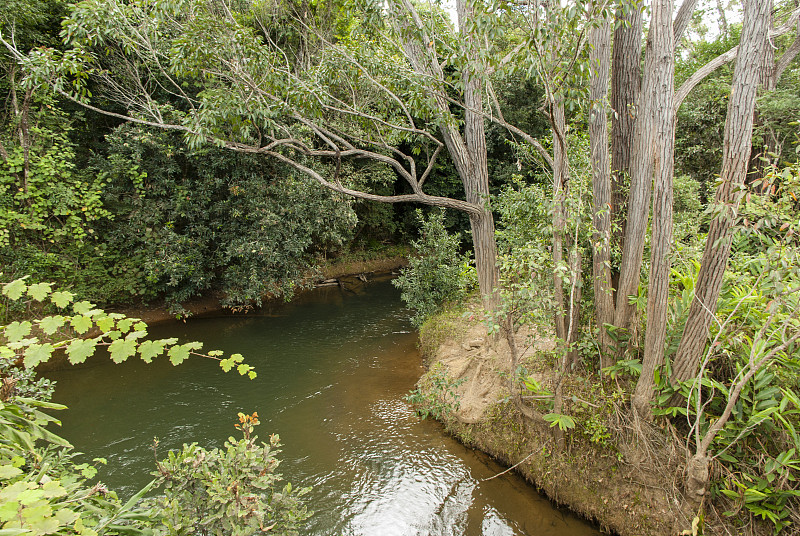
[551,99,568,341]
[589,12,615,365]
[459,0,499,309]
[716,0,729,39]
[610,0,643,299]
[397,0,500,309]
[567,243,583,367]
[613,3,665,337]
[632,0,676,417]
[671,0,771,386]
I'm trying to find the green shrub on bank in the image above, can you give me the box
[393,210,476,327]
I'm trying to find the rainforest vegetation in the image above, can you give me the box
[1,0,800,533]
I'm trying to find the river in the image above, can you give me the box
[47,278,600,536]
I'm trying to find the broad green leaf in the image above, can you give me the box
[28,513,60,535]
[38,316,65,336]
[26,283,52,302]
[95,315,115,333]
[50,291,74,309]
[108,339,137,363]
[15,488,44,506]
[0,425,34,452]
[117,318,134,333]
[125,330,147,341]
[53,508,78,526]
[0,465,22,480]
[14,398,66,410]
[66,339,97,364]
[138,340,166,363]
[168,342,201,366]
[544,412,575,431]
[5,322,32,343]
[23,344,54,368]
[72,301,95,315]
[41,481,67,499]
[70,315,93,335]
[248,371,257,380]
[2,279,27,300]
[105,330,121,341]
[0,528,33,535]
[169,345,190,366]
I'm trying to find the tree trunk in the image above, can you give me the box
[715,0,729,40]
[551,99,568,341]
[567,243,583,368]
[610,0,643,287]
[398,0,501,309]
[589,12,615,365]
[670,0,771,386]
[459,0,499,309]
[613,0,667,338]
[632,0,676,417]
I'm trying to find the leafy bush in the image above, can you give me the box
[0,278,311,536]
[95,125,358,311]
[405,362,465,420]
[152,412,310,536]
[393,210,475,326]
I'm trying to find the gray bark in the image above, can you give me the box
[397,0,500,307]
[673,0,699,43]
[589,12,615,365]
[632,0,676,418]
[610,0,642,312]
[671,0,771,387]
[551,99,568,341]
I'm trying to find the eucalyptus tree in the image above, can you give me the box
[2,0,513,307]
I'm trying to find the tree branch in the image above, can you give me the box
[675,7,800,113]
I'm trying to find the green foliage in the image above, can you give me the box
[405,362,465,421]
[0,279,310,536]
[151,412,311,536]
[543,412,575,432]
[601,358,642,380]
[92,125,358,310]
[654,239,800,532]
[0,89,115,302]
[1,277,256,378]
[494,176,556,330]
[393,210,475,327]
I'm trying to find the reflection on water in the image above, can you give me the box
[48,281,600,536]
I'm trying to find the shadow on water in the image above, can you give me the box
[47,281,601,536]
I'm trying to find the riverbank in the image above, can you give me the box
[414,304,766,536]
[110,252,408,326]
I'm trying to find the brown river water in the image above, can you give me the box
[47,279,601,536]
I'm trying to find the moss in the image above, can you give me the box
[417,303,469,360]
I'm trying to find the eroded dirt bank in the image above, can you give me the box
[415,306,764,536]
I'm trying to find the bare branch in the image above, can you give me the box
[675,7,800,112]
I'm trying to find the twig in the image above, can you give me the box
[481,450,537,482]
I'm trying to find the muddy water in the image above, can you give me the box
[48,280,600,536]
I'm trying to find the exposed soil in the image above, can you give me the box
[416,307,764,536]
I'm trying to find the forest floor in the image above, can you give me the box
[416,303,766,536]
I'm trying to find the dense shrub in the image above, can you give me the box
[393,210,475,326]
